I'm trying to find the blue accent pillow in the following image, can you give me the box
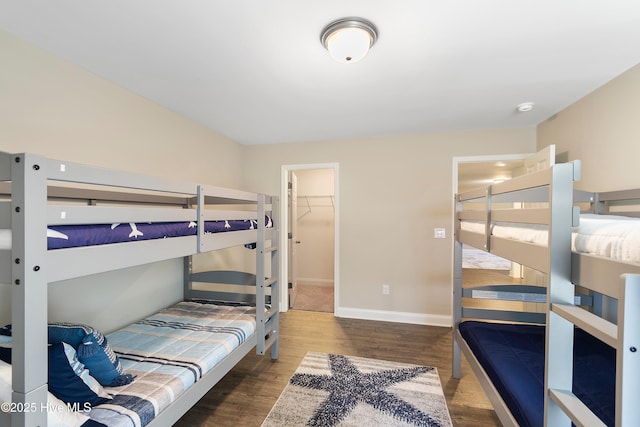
[48,323,133,387]
[76,333,134,387]
[48,322,93,347]
[48,342,112,406]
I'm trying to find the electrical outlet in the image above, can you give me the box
[434,228,446,239]
[382,284,390,295]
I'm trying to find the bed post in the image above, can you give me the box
[270,196,280,360]
[255,194,280,360]
[452,193,463,379]
[544,162,578,427]
[183,192,196,300]
[11,153,48,426]
[617,274,640,426]
[183,255,193,300]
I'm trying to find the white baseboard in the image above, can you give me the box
[334,306,452,327]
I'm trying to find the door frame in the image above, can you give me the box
[280,163,339,312]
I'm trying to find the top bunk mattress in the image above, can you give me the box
[460,213,640,264]
[0,217,272,250]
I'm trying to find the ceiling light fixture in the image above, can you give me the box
[516,102,535,113]
[320,17,378,63]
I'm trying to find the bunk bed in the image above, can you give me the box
[452,152,640,426]
[0,151,280,427]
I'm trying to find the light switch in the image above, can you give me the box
[434,228,446,239]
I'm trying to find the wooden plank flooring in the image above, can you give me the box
[175,270,503,427]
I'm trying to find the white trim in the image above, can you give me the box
[280,163,339,313]
[335,306,452,327]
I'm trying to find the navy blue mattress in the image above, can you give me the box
[458,321,615,427]
[47,217,271,250]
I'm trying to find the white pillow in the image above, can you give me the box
[0,360,91,427]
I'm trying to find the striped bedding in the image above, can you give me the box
[87,301,256,427]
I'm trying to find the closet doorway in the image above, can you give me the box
[280,164,338,314]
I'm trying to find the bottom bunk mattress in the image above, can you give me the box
[88,300,257,427]
[458,321,615,427]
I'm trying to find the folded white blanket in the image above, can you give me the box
[461,214,640,264]
[575,214,640,264]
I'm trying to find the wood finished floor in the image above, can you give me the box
[175,270,505,427]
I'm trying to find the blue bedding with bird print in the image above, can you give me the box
[46,216,272,249]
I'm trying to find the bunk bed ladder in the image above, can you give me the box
[617,274,640,427]
[256,194,280,359]
[543,162,580,427]
[549,273,640,427]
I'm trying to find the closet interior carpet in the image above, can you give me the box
[291,283,334,313]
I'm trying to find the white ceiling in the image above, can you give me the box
[1,1,639,145]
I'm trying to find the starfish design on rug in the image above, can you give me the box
[289,354,443,427]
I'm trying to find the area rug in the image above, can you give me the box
[261,352,452,427]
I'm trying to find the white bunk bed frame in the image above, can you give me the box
[452,160,640,426]
[0,151,280,426]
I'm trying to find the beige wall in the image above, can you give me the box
[244,128,536,324]
[538,63,640,191]
[0,31,246,331]
[0,31,243,185]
